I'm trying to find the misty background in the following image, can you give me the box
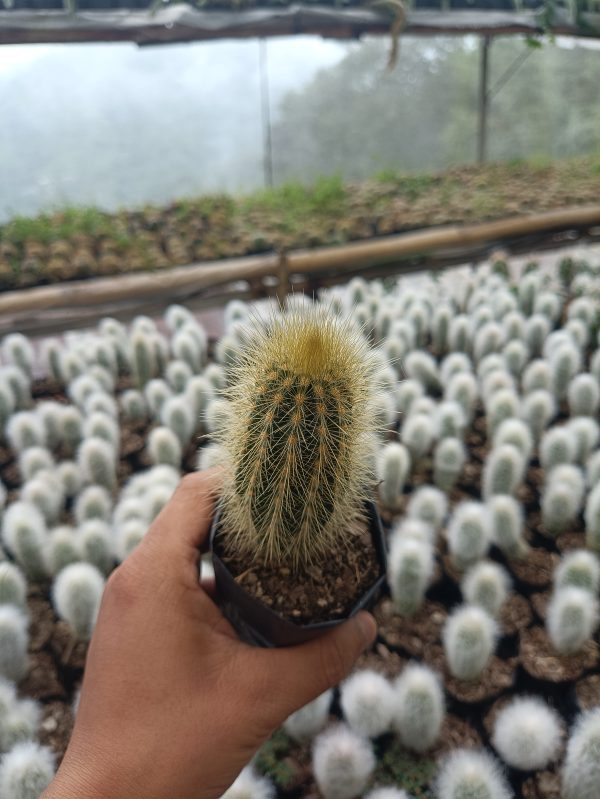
[1,34,599,223]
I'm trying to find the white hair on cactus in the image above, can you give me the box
[439,353,472,384]
[82,411,119,449]
[540,426,576,472]
[568,417,600,465]
[78,520,114,575]
[394,380,424,415]
[340,670,395,738]
[0,564,27,610]
[283,689,333,743]
[1,334,34,378]
[435,748,511,799]
[443,604,498,680]
[387,535,434,616]
[147,426,183,468]
[542,465,585,536]
[57,461,82,498]
[77,437,117,489]
[522,359,551,394]
[493,695,563,771]
[390,517,434,544]
[312,724,375,799]
[562,708,600,799]
[47,526,82,576]
[52,562,105,640]
[219,766,275,799]
[186,375,214,420]
[364,788,411,799]
[0,741,55,799]
[393,663,445,753]
[461,561,510,618]
[585,483,600,552]
[144,379,173,418]
[554,549,600,596]
[35,402,63,449]
[521,389,556,442]
[5,412,46,453]
[0,696,41,753]
[376,443,411,510]
[436,401,466,440]
[493,418,533,463]
[482,444,526,499]
[1,502,48,580]
[446,502,492,570]
[568,373,599,418]
[0,606,28,682]
[115,519,147,562]
[17,447,54,483]
[547,587,599,655]
[406,485,447,532]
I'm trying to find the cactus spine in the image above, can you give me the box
[216,308,377,568]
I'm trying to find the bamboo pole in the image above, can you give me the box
[0,205,599,318]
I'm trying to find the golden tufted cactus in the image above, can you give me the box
[216,306,378,569]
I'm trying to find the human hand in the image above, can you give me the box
[42,469,377,799]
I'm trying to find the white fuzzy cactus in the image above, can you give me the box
[585,483,600,551]
[522,359,552,394]
[550,344,582,401]
[161,395,195,446]
[554,550,600,595]
[340,670,394,738]
[448,314,472,353]
[562,708,600,799]
[365,788,410,799]
[547,587,598,655]
[17,447,53,483]
[0,384,16,434]
[521,389,556,441]
[391,517,434,544]
[82,412,119,450]
[447,502,492,570]
[0,366,30,410]
[67,374,103,408]
[376,443,410,510]
[503,310,525,340]
[57,461,82,498]
[1,334,34,378]
[48,526,82,575]
[21,472,64,525]
[486,388,520,438]
[313,724,375,799]
[78,520,114,575]
[1,502,48,580]
[395,379,424,415]
[440,353,472,384]
[401,414,434,461]
[524,314,551,358]
[41,339,63,382]
[372,393,397,432]
[540,426,576,471]
[204,363,227,392]
[196,444,227,471]
[436,401,466,440]
[205,398,233,436]
[220,767,274,799]
[83,391,118,419]
[482,444,525,499]
[586,450,600,488]
[474,322,506,363]
[541,464,585,536]
[534,290,562,323]
[0,564,26,611]
[283,689,333,743]
[186,375,214,420]
[147,426,183,468]
[59,351,86,383]
[131,330,158,388]
[0,741,55,799]
[36,402,63,450]
[0,696,41,753]
[568,373,599,418]
[59,405,83,451]
[404,351,440,393]
[488,496,528,559]
[0,606,28,681]
[432,304,452,355]
[387,535,434,616]
[393,663,444,753]
[493,418,533,464]
[568,417,600,464]
[461,561,510,617]
[77,437,116,490]
[52,562,105,640]
[481,371,516,404]
[120,390,147,422]
[434,438,466,492]
[436,749,510,799]
[144,379,173,418]
[166,360,193,394]
[477,354,506,382]
[5,413,46,453]
[74,485,112,525]
[443,605,497,680]
[407,485,447,531]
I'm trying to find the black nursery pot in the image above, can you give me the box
[209,500,387,648]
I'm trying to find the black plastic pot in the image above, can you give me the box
[210,500,387,648]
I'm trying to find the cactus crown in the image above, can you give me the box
[216,307,378,568]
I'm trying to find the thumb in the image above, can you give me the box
[255,612,377,725]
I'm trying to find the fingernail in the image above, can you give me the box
[356,611,377,648]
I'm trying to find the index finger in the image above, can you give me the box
[144,468,223,561]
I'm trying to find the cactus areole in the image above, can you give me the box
[210,306,387,646]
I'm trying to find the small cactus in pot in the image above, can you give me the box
[209,305,386,646]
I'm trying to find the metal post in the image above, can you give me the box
[259,38,274,188]
[477,36,491,164]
